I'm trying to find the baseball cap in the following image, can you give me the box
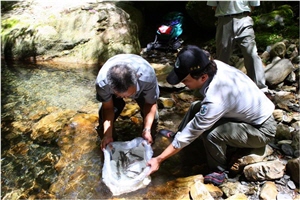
[166,45,210,85]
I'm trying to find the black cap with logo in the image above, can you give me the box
[167,45,210,85]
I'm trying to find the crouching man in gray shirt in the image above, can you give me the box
[147,45,276,185]
[95,54,160,150]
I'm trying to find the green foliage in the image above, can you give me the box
[253,4,295,32]
[1,15,38,60]
[253,4,299,49]
[255,33,283,49]
[277,5,294,18]
[2,22,36,60]
[185,1,197,10]
[1,18,20,33]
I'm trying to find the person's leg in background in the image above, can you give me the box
[235,16,268,92]
[215,17,234,64]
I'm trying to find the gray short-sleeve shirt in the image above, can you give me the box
[95,54,159,104]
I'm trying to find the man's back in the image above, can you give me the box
[207,0,259,16]
[204,60,274,125]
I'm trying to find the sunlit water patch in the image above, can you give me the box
[1,62,98,112]
[1,61,101,199]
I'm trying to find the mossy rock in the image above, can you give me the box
[253,5,295,31]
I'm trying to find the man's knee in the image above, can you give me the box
[202,130,222,145]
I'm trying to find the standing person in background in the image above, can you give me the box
[207,0,271,96]
[95,54,160,150]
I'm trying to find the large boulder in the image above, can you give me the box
[1,1,143,65]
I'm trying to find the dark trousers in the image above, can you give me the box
[97,95,158,139]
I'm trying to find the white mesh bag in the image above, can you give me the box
[102,137,153,196]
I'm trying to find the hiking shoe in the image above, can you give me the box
[158,129,176,138]
[204,172,226,186]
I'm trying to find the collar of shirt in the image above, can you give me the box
[199,76,213,97]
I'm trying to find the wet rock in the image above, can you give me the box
[225,193,248,200]
[39,152,57,165]
[273,109,284,121]
[294,150,300,158]
[286,157,300,184]
[151,62,173,76]
[49,113,102,198]
[287,180,296,190]
[49,166,91,198]
[55,113,98,172]
[204,184,223,198]
[158,97,176,109]
[31,110,77,143]
[292,55,300,64]
[274,91,299,113]
[270,42,286,58]
[2,189,24,200]
[292,112,300,121]
[119,102,139,117]
[265,58,295,86]
[261,50,270,63]
[239,145,274,164]
[11,121,32,134]
[243,160,285,181]
[291,121,300,132]
[176,91,197,102]
[285,71,297,83]
[220,182,256,198]
[278,140,293,145]
[281,143,294,156]
[5,141,29,156]
[146,174,204,199]
[291,131,300,153]
[2,1,143,64]
[282,114,294,123]
[260,181,278,200]
[282,85,297,93]
[286,44,297,58]
[190,180,214,200]
[276,123,292,140]
[276,176,288,186]
[230,145,274,174]
[268,142,281,150]
[30,191,56,199]
[28,107,50,121]
[276,192,293,200]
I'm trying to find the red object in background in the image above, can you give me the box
[158,25,172,35]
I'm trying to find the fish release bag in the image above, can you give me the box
[102,137,153,196]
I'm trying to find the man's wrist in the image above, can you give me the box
[143,128,151,132]
[103,131,113,137]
